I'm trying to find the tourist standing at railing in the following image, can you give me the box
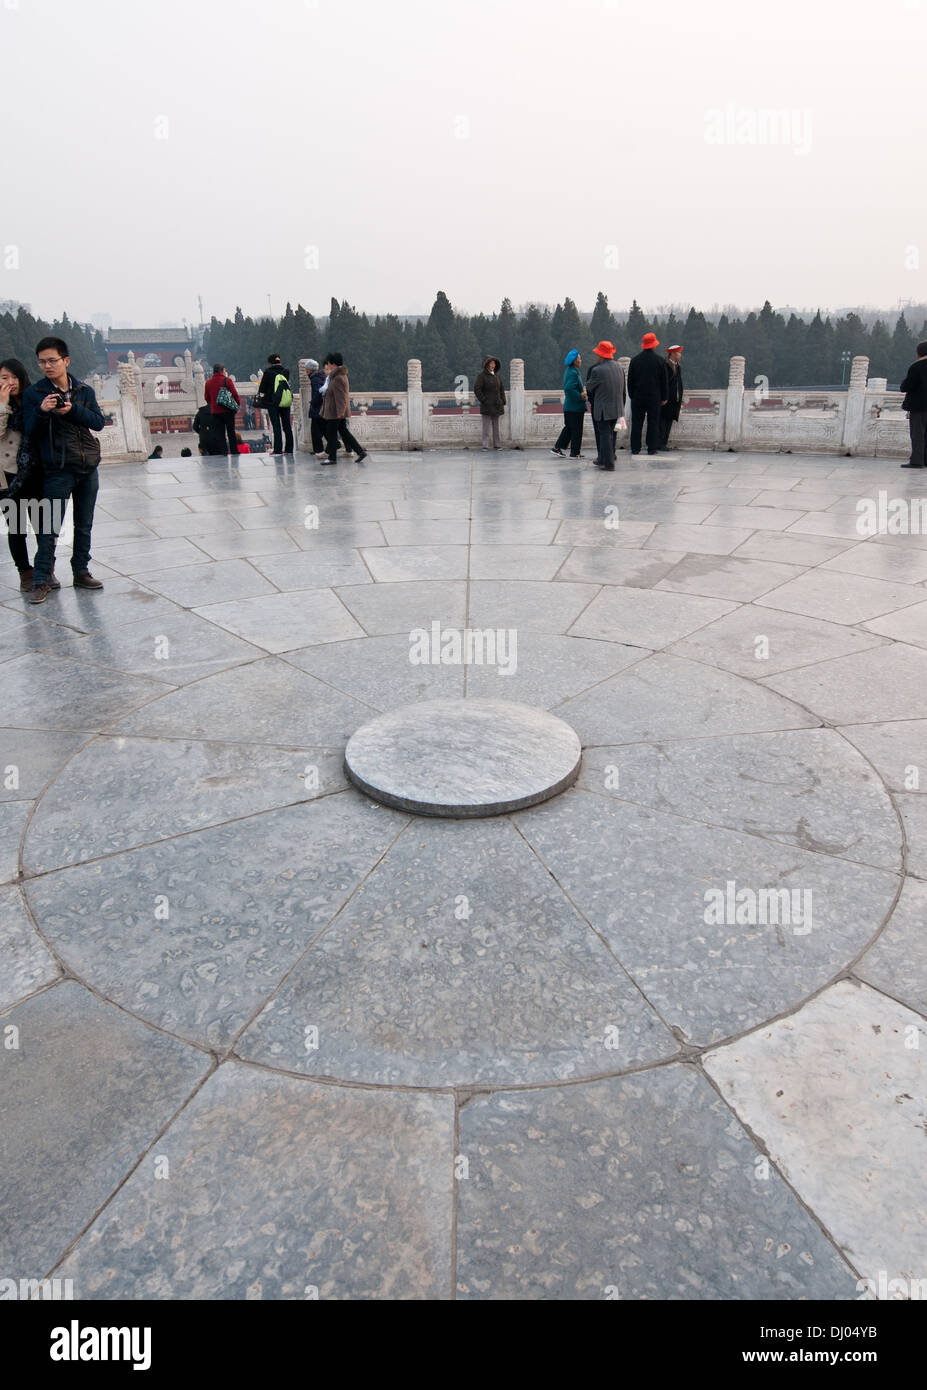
[474,357,505,450]
[204,363,240,456]
[320,353,368,464]
[585,341,626,471]
[659,344,684,450]
[900,341,927,469]
[627,333,668,456]
[258,354,294,456]
[305,358,328,458]
[551,350,587,459]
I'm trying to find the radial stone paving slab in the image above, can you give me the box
[343,699,582,817]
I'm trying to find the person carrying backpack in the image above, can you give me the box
[204,363,240,455]
[258,353,294,455]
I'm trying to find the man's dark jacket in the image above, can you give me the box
[23,373,105,471]
[901,358,927,413]
[259,363,291,408]
[627,349,669,401]
[661,358,685,420]
[308,370,325,417]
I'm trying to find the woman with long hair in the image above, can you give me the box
[0,357,46,591]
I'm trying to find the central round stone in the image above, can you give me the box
[344,700,583,818]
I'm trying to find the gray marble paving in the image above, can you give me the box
[705,983,927,1286]
[456,1068,856,1299]
[557,652,818,746]
[23,737,348,872]
[115,657,376,746]
[515,788,897,1044]
[57,1063,454,1299]
[568,585,737,648]
[26,796,406,1047]
[0,884,60,1010]
[667,605,886,678]
[238,817,676,1085]
[0,981,208,1276]
[6,445,926,1301]
[194,589,364,653]
[577,729,901,870]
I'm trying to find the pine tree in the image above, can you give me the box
[590,291,615,344]
[626,298,647,346]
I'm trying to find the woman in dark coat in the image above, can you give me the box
[474,357,506,450]
[0,358,42,589]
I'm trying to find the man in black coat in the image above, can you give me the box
[900,342,927,468]
[627,332,668,456]
[258,354,294,455]
[659,344,684,450]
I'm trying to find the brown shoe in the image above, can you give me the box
[19,567,34,592]
[73,572,104,590]
[28,582,52,604]
[48,572,61,590]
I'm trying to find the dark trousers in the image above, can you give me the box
[594,417,618,469]
[2,474,32,570]
[659,410,678,449]
[216,411,239,454]
[268,405,294,453]
[309,416,326,453]
[554,410,585,456]
[630,397,662,454]
[908,412,927,468]
[33,465,99,583]
[325,418,364,461]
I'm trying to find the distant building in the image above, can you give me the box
[106,326,192,370]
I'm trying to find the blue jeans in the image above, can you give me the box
[33,465,99,583]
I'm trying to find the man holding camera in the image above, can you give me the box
[22,336,106,604]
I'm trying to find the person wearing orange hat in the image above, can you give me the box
[659,344,684,450]
[585,341,626,470]
[627,332,668,456]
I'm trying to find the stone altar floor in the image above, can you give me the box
[1,445,925,1301]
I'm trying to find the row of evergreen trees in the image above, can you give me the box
[3,294,923,395]
[0,307,101,382]
[203,293,927,393]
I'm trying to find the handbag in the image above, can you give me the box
[217,380,238,412]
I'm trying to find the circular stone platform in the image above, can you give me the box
[343,699,583,817]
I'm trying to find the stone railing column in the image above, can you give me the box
[725,356,745,448]
[842,355,869,455]
[509,358,525,446]
[118,360,149,456]
[407,359,423,449]
[182,348,194,394]
[192,360,206,408]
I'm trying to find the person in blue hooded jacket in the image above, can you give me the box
[550,349,587,458]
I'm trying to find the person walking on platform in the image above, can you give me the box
[627,332,668,456]
[659,344,684,450]
[320,353,367,464]
[305,358,327,457]
[551,349,587,458]
[585,341,626,471]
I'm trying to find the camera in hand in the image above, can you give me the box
[54,392,68,408]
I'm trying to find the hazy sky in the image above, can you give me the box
[4,0,925,326]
